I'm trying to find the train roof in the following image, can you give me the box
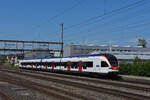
[21,53,114,61]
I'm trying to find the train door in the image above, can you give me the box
[94,59,101,72]
[67,61,71,71]
[51,62,55,70]
[31,62,34,69]
[78,61,82,72]
[100,60,109,73]
[35,62,38,69]
[45,62,48,70]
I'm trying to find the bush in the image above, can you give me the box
[119,57,150,77]
[13,65,19,69]
[4,61,12,66]
[142,60,150,76]
[0,57,6,64]
[119,62,132,75]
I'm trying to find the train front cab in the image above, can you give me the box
[99,54,119,76]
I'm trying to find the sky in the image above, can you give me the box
[0,0,150,47]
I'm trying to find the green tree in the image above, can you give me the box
[137,39,147,48]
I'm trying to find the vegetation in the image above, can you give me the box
[137,39,147,48]
[119,57,150,77]
[0,57,19,69]
[0,57,6,65]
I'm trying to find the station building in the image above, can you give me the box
[64,44,150,63]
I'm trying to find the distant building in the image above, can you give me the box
[63,44,150,63]
[24,51,61,59]
[24,51,51,59]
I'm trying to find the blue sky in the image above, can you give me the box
[0,0,150,46]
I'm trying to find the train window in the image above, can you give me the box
[39,62,43,66]
[24,63,26,65]
[61,62,67,67]
[26,62,28,65]
[48,62,51,67]
[83,65,86,69]
[85,62,93,67]
[33,62,35,65]
[82,62,87,69]
[33,62,36,65]
[39,62,42,66]
[28,62,31,65]
[44,62,48,66]
[25,63,28,65]
[21,63,24,65]
[71,66,74,68]
[43,62,45,66]
[35,63,37,66]
[27,62,31,65]
[37,62,40,66]
[103,54,118,66]
[72,62,78,68]
[75,65,78,69]
[101,61,109,67]
[54,62,60,66]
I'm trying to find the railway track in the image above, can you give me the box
[0,70,93,100]
[0,89,12,100]
[16,68,150,86]
[119,75,150,86]
[0,68,150,100]
[0,74,75,100]
[20,69,150,92]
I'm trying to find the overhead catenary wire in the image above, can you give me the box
[64,0,146,31]
[32,0,86,29]
[66,19,150,43]
[48,0,147,36]
[63,0,149,38]
[41,0,149,46]
[66,5,150,38]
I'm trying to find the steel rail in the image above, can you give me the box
[1,69,150,100]
[0,72,92,100]
[0,89,12,100]
[20,69,150,92]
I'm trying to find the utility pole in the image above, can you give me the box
[60,23,64,57]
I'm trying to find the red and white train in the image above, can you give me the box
[19,54,119,75]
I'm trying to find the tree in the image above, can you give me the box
[133,56,142,64]
[137,39,147,48]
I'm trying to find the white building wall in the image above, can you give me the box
[63,44,150,63]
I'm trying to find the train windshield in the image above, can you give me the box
[103,54,118,66]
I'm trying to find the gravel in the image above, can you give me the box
[0,81,55,100]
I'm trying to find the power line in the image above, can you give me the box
[32,0,85,29]
[64,0,146,31]
[63,0,149,38]
[47,0,147,36]
[47,0,148,43]
[64,0,148,39]
[74,5,150,36]
[66,19,150,42]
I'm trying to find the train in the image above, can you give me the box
[19,53,119,76]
